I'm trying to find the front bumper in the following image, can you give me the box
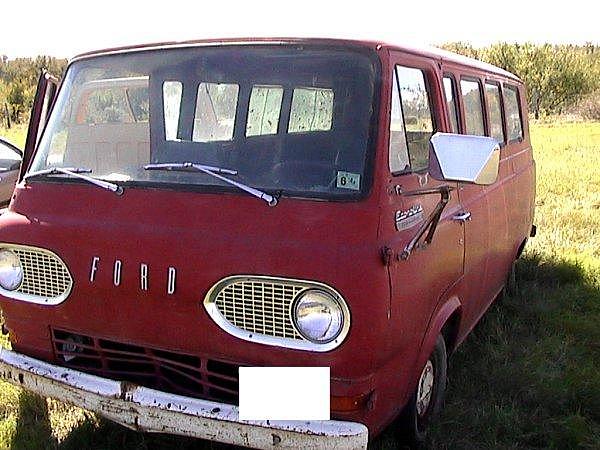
[0,349,368,449]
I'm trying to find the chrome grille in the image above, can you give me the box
[0,244,72,304]
[214,279,304,339]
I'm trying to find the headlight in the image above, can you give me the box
[293,289,344,344]
[0,250,23,291]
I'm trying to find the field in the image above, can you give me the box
[0,121,599,449]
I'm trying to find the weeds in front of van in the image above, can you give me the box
[422,256,600,449]
[0,121,599,449]
[421,121,600,449]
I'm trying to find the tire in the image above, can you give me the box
[398,335,447,447]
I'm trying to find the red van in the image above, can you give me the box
[0,38,535,448]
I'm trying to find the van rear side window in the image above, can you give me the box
[163,81,182,141]
[83,85,148,124]
[395,66,434,172]
[246,85,284,137]
[460,79,485,136]
[443,76,459,133]
[193,83,239,142]
[485,82,505,144]
[504,85,523,142]
[288,87,334,133]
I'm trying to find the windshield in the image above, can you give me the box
[31,45,379,200]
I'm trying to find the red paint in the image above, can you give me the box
[0,39,535,438]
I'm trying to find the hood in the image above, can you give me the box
[0,181,389,375]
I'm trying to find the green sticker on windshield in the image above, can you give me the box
[336,171,360,190]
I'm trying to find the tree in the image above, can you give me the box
[7,81,26,123]
[441,42,600,118]
[440,42,480,60]
[0,56,67,125]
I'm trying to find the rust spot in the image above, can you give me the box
[18,373,24,384]
[272,433,282,445]
[119,381,138,400]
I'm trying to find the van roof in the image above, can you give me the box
[72,37,521,82]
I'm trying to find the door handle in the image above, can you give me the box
[452,211,471,222]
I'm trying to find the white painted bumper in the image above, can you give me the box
[0,349,368,449]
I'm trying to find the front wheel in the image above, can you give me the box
[398,334,447,447]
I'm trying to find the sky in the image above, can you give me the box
[1,0,598,59]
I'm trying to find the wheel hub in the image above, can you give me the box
[416,359,434,417]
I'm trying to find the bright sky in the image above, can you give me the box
[1,0,598,59]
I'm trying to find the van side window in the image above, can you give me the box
[389,69,410,174]
[443,76,459,133]
[246,85,284,137]
[395,66,434,172]
[83,88,132,124]
[127,87,149,122]
[288,87,334,133]
[163,81,182,141]
[460,79,485,136]
[485,82,505,144]
[504,85,523,142]
[193,82,239,142]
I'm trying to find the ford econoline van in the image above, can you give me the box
[0,38,535,449]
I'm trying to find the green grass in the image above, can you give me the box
[0,124,27,149]
[0,121,599,449]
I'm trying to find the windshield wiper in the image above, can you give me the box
[144,162,278,206]
[144,162,238,175]
[25,167,123,196]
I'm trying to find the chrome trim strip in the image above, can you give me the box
[203,275,351,352]
[0,243,73,305]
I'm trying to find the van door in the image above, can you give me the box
[384,54,464,351]
[20,70,58,181]
[450,71,510,328]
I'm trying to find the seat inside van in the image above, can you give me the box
[64,122,149,175]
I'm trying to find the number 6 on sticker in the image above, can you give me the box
[336,171,360,190]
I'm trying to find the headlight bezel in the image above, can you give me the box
[0,249,23,291]
[204,275,351,352]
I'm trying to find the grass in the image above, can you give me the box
[0,124,27,148]
[0,121,599,449]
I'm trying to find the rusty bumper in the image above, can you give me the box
[0,349,368,449]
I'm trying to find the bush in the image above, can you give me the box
[573,90,600,120]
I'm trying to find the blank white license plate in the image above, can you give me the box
[238,367,330,420]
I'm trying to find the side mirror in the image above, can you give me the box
[428,133,500,185]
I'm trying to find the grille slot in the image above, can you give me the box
[0,245,72,304]
[214,279,304,340]
[52,329,240,404]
